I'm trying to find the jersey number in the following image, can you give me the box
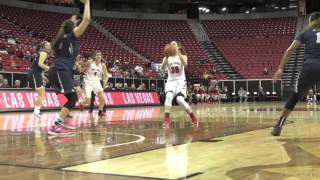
[317,32,320,44]
[170,66,180,74]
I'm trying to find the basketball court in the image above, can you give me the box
[0,102,319,180]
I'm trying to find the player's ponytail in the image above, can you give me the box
[51,20,75,53]
[176,41,187,55]
[36,41,49,52]
[309,12,320,30]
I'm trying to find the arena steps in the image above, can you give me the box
[282,45,305,87]
[201,41,243,79]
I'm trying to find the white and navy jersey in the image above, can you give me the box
[30,52,47,74]
[295,29,320,60]
[52,32,80,71]
[166,55,186,81]
[84,62,103,81]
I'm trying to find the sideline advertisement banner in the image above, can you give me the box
[0,90,160,112]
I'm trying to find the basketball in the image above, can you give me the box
[164,44,177,57]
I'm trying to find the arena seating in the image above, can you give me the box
[96,17,226,79]
[0,4,296,80]
[0,17,34,72]
[0,5,224,79]
[0,5,150,76]
[202,17,296,79]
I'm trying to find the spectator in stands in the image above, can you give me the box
[24,51,32,61]
[160,71,167,79]
[123,70,130,78]
[107,71,112,78]
[258,86,266,101]
[150,83,156,91]
[123,83,129,91]
[0,48,8,55]
[114,69,123,78]
[203,71,209,86]
[157,71,163,79]
[307,89,317,104]
[15,46,24,58]
[0,74,4,86]
[135,65,144,78]
[117,83,124,90]
[0,29,7,38]
[238,87,248,103]
[107,61,113,69]
[130,69,137,78]
[14,80,22,88]
[31,38,38,50]
[106,82,115,91]
[123,61,130,72]
[7,36,17,45]
[143,83,147,90]
[111,60,123,78]
[221,86,229,102]
[113,60,121,69]
[130,84,136,91]
[263,67,269,76]
[105,83,111,90]
[137,84,143,91]
[0,61,3,71]
[0,79,10,88]
[145,69,152,79]
[4,30,12,39]
[194,86,201,103]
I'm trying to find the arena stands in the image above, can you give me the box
[202,17,296,79]
[0,4,297,81]
[0,5,154,78]
[96,17,226,80]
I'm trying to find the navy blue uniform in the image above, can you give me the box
[285,29,320,110]
[28,52,47,88]
[48,32,80,94]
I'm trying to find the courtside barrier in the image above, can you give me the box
[0,90,160,112]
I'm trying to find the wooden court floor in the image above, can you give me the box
[0,102,320,180]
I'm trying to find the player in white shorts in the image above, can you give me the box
[161,41,199,128]
[79,51,108,117]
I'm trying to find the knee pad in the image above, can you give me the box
[165,91,174,106]
[64,92,78,110]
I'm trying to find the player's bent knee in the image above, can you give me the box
[176,95,185,103]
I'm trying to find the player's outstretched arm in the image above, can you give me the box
[177,51,188,67]
[160,57,168,72]
[273,40,301,82]
[102,63,109,88]
[74,0,91,38]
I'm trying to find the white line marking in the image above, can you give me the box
[78,131,146,148]
[0,131,146,148]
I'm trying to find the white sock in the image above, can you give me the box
[34,106,40,114]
